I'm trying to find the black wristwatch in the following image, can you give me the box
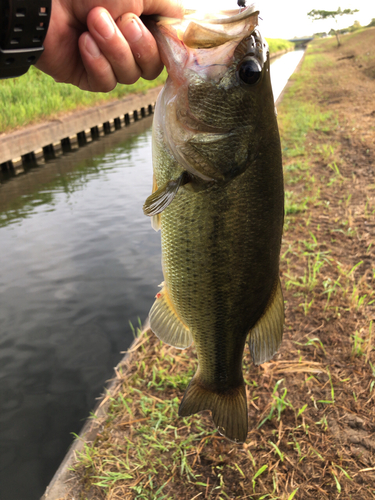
[0,0,51,78]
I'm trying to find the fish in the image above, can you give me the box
[143,4,284,443]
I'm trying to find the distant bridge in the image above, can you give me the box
[288,37,314,46]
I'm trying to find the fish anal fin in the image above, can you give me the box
[249,278,284,365]
[149,285,193,349]
[179,376,248,443]
[143,171,189,217]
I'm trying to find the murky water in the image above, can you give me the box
[0,118,164,499]
[0,49,304,500]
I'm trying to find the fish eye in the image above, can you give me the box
[238,58,262,85]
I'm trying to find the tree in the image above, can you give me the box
[307,8,359,46]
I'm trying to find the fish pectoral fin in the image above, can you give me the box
[149,175,161,231]
[248,278,284,365]
[179,376,248,443]
[149,285,193,349]
[143,171,189,217]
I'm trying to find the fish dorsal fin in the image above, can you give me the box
[179,375,248,443]
[149,284,193,349]
[143,171,189,217]
[248,278,284,365]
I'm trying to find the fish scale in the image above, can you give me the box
[144,6,284,442]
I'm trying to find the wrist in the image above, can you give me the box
[0,0,52,78]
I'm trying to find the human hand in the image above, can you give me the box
[36,0,183,92]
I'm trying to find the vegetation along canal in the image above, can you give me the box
[0,49,304,500]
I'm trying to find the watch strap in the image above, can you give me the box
[0,0,52,78]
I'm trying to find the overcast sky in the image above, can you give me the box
[183,0,375,39]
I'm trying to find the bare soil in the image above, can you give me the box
[57,29,375,500]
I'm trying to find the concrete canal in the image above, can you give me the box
[0,49,305,500]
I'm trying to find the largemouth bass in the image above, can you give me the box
[143,5,284,443]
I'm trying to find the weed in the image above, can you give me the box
[317,368,335,404]
[322,276,342,311]
[258,379,293,427]
[351,331,366,357]
[252,464,268,492]
[269,441,284,462]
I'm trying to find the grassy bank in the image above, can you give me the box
[59,27,375,500]
[0,68,167,134]
[0,38,292,135]
[267,38,294,54]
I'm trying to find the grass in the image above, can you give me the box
[0,67,167,133]
[0,38,292,134]
[60,28,375,500]
[267,38,294,54]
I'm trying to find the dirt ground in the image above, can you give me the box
[60,29,375,500]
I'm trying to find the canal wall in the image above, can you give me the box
[0,86,161,175]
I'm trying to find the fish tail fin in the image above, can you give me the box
[178,376,248,443]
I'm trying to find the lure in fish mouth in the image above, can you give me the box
[143,5,284,443]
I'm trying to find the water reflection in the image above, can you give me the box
[0,117,163,500]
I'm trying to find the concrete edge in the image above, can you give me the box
[275,50,306,107]
[0,86,162,174]
[41,325,149,500]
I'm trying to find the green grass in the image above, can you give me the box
[266,38,294,54]
[0,67,167,133]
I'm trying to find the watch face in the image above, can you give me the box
[0,0,51,79]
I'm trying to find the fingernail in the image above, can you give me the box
[123,17,143,44]
[84,33,101,58]
[94,11,115,39]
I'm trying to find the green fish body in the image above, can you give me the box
[144,6,284,443]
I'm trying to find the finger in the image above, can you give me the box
[117,14,163,81]
[78,32,117,92]
[142,0,183,17]
[75,1,183,24]
[87,7,142,85]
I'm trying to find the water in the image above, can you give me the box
[0,118,164,499]
[270,49,305,102]
[0,49,304,500]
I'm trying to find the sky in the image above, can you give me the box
[183,0,375,39]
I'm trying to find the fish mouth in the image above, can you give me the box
[146,4,259,50]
